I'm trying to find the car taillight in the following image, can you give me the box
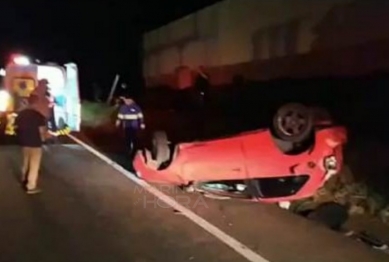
[324,155,337,171]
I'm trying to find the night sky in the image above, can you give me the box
[0,0,220,98]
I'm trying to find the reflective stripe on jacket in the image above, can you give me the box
[117,103,144,129]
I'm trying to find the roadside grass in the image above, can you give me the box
[81,101,117,127]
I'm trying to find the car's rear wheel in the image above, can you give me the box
[272,103,313,143]
[151,130,171,166]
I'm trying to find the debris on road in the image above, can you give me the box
[173,209,183,215]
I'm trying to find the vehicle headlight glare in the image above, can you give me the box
[0,90,10,112]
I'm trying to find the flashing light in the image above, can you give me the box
[13,55,30,66]
[0,68,5,76]
[0,90,10,112]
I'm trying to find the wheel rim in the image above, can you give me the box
[277,109,308,137]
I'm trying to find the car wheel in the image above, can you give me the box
[151,130,171,166]
[272,103,313,143]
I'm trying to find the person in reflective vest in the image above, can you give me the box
[115,96,145,158]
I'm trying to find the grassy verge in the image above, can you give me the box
[81,101,117,127]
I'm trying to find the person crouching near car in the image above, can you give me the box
[115,96,145,159]
[15,94,51,194]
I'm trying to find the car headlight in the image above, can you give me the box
[0,90,11,112]
[324,155,337,171]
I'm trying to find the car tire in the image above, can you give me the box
[151,130,170,166]
[272,103,313,143]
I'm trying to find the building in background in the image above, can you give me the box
[143,0,389,89]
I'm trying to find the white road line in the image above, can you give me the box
[67,134,269,262]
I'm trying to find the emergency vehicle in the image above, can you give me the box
[0,54,81,136]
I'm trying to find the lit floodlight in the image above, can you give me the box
[13,55,30,66]
[0,90,10,112]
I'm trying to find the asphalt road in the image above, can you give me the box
[0,142,387,262]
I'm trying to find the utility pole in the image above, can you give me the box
[107,74,120,104]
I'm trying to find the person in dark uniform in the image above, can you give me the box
[115,96,145,159]
[15,95,49,194]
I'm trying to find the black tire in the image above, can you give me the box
[272,103,313,143]
[151,131,170,165]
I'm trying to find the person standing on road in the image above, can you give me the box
[115,96,145,159]
[15,94,49,194]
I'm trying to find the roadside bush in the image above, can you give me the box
[315,166,389,224]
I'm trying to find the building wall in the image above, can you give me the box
[143,0,389,88]
[143,2,221,81]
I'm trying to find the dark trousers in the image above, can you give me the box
[124,128,139,159]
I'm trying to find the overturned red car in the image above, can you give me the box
[133,103,347,203]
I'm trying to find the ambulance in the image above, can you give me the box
[0,54,81,136]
